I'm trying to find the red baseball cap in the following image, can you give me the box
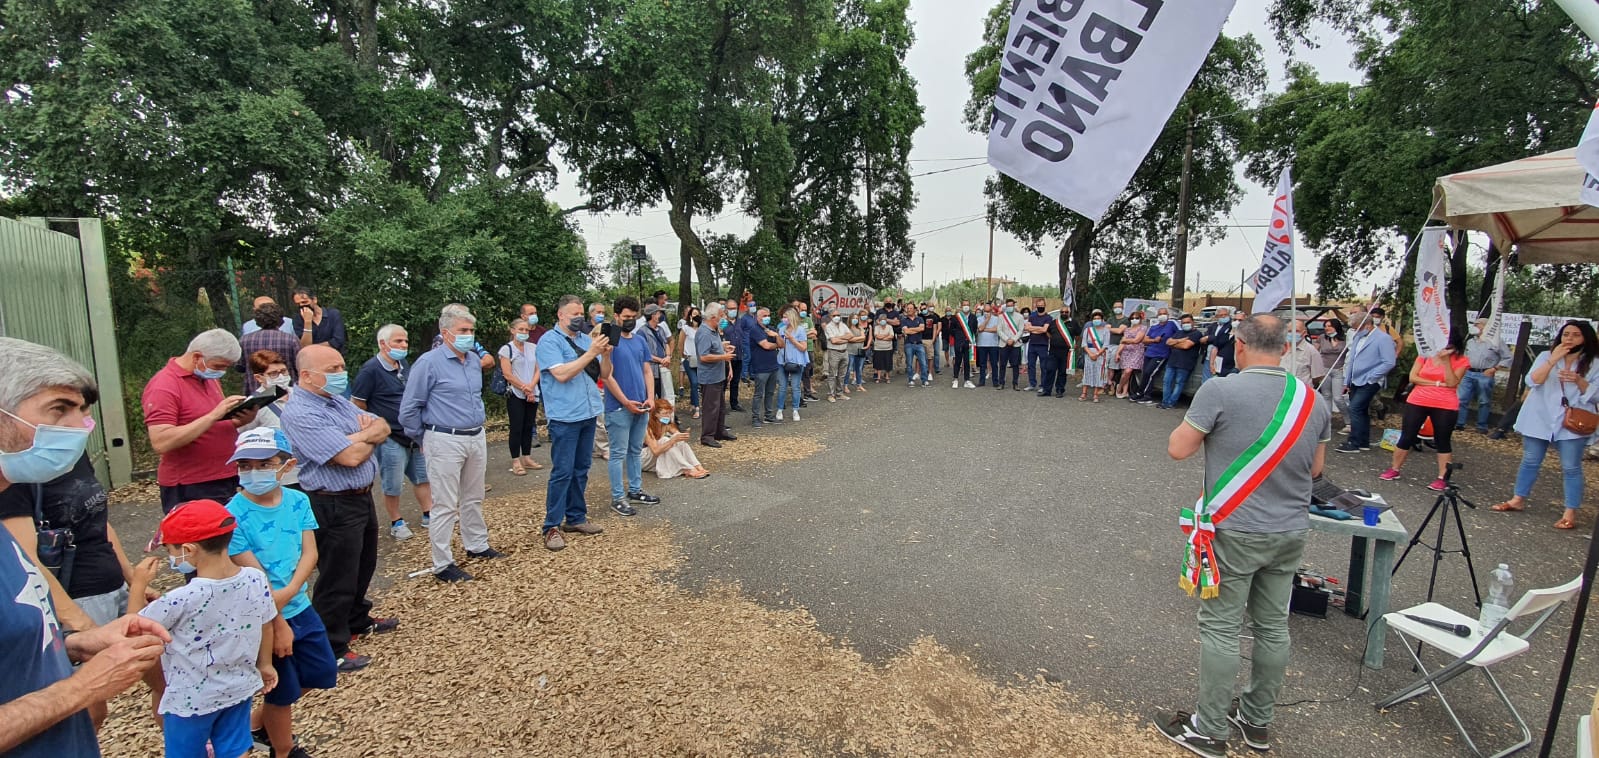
[156,500,237,545]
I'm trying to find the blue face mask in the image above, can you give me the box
[194,366,227,381]
[718,318,730,330]
[593,314,605,324]
[527,314,539,326]
[452,334,475,352]
[319,371,349,396]
[386,348,408,361]
[238,469,281,496]
[0,409,92,484]
[514,333,529,343]
[658,415,673,424]
[1093,319,1105,327]
[761,316,771,326]
[168,549,195,574]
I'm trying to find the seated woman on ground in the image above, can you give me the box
[643,398,709,480]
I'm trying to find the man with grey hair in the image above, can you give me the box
[0,339,173,756]
[142,328,257,512]
[400,305,501,582]
[694,302,739,447]
[1456,316,1508,433]
[352,324,431,541]
[1156,314,1331,757]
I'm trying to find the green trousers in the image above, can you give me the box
[1194,528,1308,739]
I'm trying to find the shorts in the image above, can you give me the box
[265,610,339,707]
[163,698,252,758]
[378,438,429,496]
[75,583,130,627]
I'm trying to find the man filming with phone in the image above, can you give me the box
[141,329,259,512]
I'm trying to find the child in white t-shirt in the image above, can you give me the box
[131,499,277,758]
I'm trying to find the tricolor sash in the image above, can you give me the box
[1178,374,1316,599]
[1084,325,1105,352]
[1002,313,1023,344]
[955,314,976,344]
[1054,316,1077,371]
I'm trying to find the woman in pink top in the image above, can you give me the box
[1380,330,1469,490]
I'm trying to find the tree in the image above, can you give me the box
[962,2,1264,309]
[1255,0,1598,335]
[602,239,668,294]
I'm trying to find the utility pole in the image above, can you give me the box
[1171,109,1196,312]
[920,250,925,291]
[986,213,995,302]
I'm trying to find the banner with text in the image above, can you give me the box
[985,0,1237,221]
[1578,101,1599,206]
[1413,228,1452,356]
[1247,166,1296,314]
[809,281,876,315]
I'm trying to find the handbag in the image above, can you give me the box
[31,484,76,588]
[560,334,602,383]
[1560,379,1598,436]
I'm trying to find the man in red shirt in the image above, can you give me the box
[141,329,258,512]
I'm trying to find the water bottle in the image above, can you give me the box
[1478,564,1514,635]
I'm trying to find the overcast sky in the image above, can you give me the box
[548,2,1366,298]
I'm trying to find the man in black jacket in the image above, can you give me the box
[1040,307,1080,398]
[1200,307,1239,379]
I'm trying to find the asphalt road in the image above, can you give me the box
[656,370,1599,758]
[104,366,1599,757]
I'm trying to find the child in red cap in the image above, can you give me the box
[130,499,277,758]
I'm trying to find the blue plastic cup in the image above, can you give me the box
[1362,505,1380,526]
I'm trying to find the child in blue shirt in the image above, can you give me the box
[224,428,336,758]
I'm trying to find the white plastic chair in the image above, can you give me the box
[1374,576,1583,758]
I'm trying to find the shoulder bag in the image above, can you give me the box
[560,334,602,383]
[1560,378,1598,436]
[31,484,76,588]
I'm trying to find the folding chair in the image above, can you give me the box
[1375,576,1583,758]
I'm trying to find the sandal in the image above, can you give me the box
[510,464,527,476]
[1489,501,1525,512]
[1555,514,1577,530]
[692,409,701,419]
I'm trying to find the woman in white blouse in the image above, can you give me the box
[1490,320,1599,529]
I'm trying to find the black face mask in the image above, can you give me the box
[568,317,585,331]
[621,318,638,332]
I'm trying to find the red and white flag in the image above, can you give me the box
[1248,167,1295,313]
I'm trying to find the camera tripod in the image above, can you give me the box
[1391,462,1482,607]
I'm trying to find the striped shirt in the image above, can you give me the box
[279,389,379,491]
[238,327,301,395]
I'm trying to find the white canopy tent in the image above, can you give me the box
[1432,147,1599,264]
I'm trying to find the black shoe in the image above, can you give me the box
[1054,391,1065,398]
[611,499,638,517]
[627,490,660,504]
[1227,698,1271,751]
[804,393,820,401]
[701,439,722,448]
[434,564,474,583]
[254,727,299,752]
[1013,384,1022,391]
[271,747,313,758]
[1334,442,1363,454]
[354,617,400,637]
[335,651,372,673]
[720,430,739,441]
[1036,391,1051,398]
[768,416,782,424]
[1488,429,1507,440]
[729,405,745,412]
[467,547,506,559]
[1154,710,1226,758]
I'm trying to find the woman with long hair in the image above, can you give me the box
[498,317,543,476]
[1317,318,1349,422]
[1379,329,1468,490]
[776,305,810,421]
[678,306,703,419]
[1491,320,1599,529]
[642,398,708,479]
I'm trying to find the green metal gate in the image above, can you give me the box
[0,217,132,488]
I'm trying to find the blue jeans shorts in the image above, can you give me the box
[378,438,429,496]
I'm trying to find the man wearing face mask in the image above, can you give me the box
[535,295,612,552]
[519,303,549,346]
[948,301,977,388]
[1134,309,1179,404]
[352,325,433,541]
[599,297,660,518]
[1278,319,1326,385]
[0,337,175,758]
[1024,298,1054,392]
[695,303,739,447]
[143,329,258,513]
[1338,306,1397,454]
[996,299,1025,390]
[281,344,396,671]
[1107,300,1130,387]
[237,302,300,396]
[398,307,505,581]
[823,310,853,401]
[747,307,781,426]
[1161,315,1204,409]
[1200,307,1238,380]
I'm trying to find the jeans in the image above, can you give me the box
[1346,383,1382,448]
[682,360,701,407]
[1162,366,1194,408]
[847,354,866,386]
[976,346,998,385]
[377,438,428,497]
[507,395,539,457]
[1320,366,1347,415]
[1456,370,1494,429]
[933,340,943,373]
[1515,436,1588,510]
[779,369,804,411]
[1196,529,1308,739]
[544,418,597,530]
[604,408,648,501]
[1198,354,1213,385]
[305,490,378,656]
[1026,343,1049,387]
[750,370,777,421]
[422,429,489,571]
[905,343,927,381]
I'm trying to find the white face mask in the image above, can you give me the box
[263,375,291,391]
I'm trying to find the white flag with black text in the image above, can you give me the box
[1248,167,1295,314]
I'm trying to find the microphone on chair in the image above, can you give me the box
[1403,613,1472,637]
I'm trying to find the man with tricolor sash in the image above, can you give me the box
[1039,306,1078,399]
[1154,315,1332,758]
[996,299,1025,391]
[946,302,977,389]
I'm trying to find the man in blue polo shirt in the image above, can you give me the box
[600,296,660,518]
[351,324,433,542]
[281,344,398,670]
[398,305,505,583]
[535,295,611,552]
[1135,308,1179,404]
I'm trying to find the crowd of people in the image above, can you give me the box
[0,280,1595,758]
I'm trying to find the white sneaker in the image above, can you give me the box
[1340,425,1352,435]
[952,379,959,389]
[791,409,800,421]
[923,380,931,387]
[964,381,976,389]
[390,520,414,541]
